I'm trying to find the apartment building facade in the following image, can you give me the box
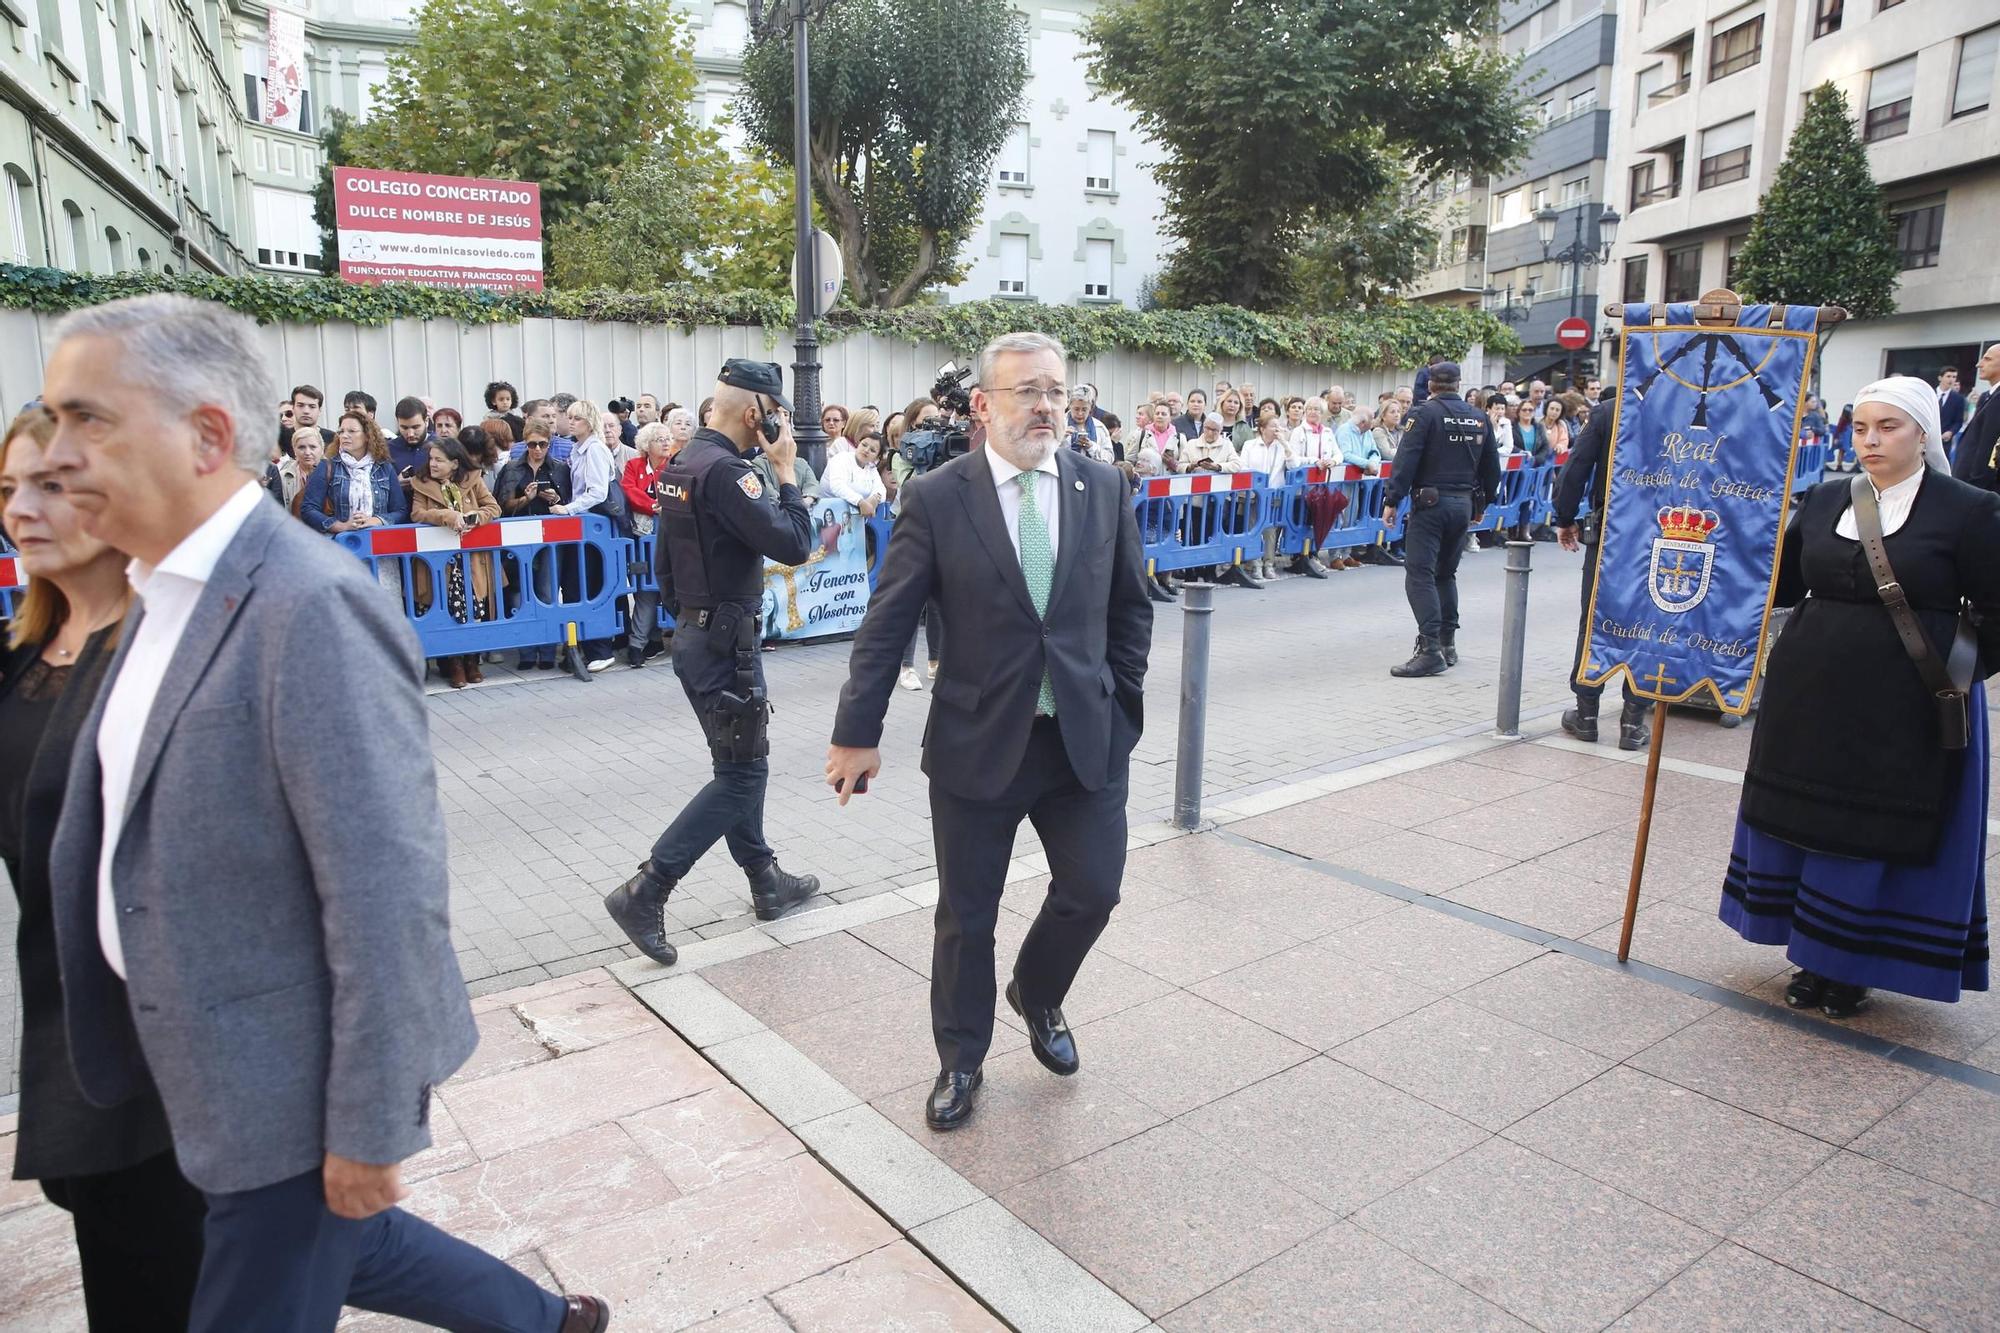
[1604,0,2000,392]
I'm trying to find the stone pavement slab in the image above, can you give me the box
[619,712,2000,1330]
[0,968,994,1332]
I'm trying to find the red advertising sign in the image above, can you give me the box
[333,167,544,291]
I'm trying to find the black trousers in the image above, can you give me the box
[928,717,1127,1072]
[650,614,773,878]
[40,1149,207,1332]
[1402,493,1472,642]
[1573,540,1637,704]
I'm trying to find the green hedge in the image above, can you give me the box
[0,264,1519,367]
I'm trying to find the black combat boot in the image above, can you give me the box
[1619,698,1651,752]
[1389,636,1448,678]
[1561,695,1600,743]
[748,860,820,922]
[1438,628,1459,668]
[1222,563,1264,589]
[603,862,679,966]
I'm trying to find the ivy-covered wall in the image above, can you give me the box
[0,265,1519,368]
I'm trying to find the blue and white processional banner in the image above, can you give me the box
[759,497,873,642]
[1578,302,1822,715]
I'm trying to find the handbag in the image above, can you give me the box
[1849,474,1979,749]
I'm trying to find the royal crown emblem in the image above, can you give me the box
[1649,505,1722,614]
[1656,504,1721,543]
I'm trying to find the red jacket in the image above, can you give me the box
[621,456,662,515]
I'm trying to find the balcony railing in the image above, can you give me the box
[1647,75,1691,106]
[1631,182,1682,208]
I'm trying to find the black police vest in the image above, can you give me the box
[658,436,760,608]
[1415,400,1488,490]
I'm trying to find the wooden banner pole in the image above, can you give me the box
[1617,701,1671,963]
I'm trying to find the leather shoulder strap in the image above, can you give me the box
[1849,474,1972,697]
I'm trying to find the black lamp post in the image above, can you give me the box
[1483,281,1537,324]
[1535,203,1621,390]
[748,0,838,476]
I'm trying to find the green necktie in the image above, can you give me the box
[1015,472,1057,716]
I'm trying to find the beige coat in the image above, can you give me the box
[408,473,502,617]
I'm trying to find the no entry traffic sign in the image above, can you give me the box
[1556,316,1592,350]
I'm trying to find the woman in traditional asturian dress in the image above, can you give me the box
[1723,377,2000,1017]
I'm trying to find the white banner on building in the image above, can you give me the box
[264,4,307,131]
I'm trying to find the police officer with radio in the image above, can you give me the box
[603,360,821,967]
[1382,360,1500,677]
[1552,387,1650,750]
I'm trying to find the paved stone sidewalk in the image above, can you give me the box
[615,713,2000,1332]
[0,970,1003,1332]
[0,546,1596,1099]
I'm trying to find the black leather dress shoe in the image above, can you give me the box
[925,1069,982,1131]
[1820,981,1872,1019]
[603,864,678,966]
[560,1293,612,1331]
[1784,969,1828,1009]
[1006,979,1079,1076]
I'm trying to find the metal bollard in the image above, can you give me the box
[1174,581,1215,830]
[1495,540,1534,736]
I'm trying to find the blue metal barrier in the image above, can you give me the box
[334,514,626,658]
[0,539,20,623]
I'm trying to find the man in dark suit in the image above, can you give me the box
[39,295,606,1333]
[826,331,1153,1132]
[1937,367,1967,455]
[1950,343,2000,489]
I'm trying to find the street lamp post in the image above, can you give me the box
[1536,204,1620,391]
[750,0,835,476]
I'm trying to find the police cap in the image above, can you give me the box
[1429,360,1462,384]
[718,359,795,415]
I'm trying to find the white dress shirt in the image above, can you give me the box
[97,480,266,978]
[1835,464,1924,541]
[984,446,1062,564]
[562,435,611,513]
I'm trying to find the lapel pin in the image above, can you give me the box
[1073,479,1084,491]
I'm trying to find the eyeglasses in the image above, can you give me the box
[998,384,1069,409]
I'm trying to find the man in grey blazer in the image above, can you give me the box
[39,295,607,1332]
[826,331,1153,1131]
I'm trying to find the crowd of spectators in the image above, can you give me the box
[255,364,1601,681]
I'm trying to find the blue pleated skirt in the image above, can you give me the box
[1719,681,1991,1001]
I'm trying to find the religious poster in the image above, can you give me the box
[1578,303,1822,715]
[759,498,873,642]
[263,4,308,131]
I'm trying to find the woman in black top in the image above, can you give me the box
[1724,377,2000,1018]
[0,407,206,1328]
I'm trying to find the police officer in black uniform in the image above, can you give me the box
[1382,360,1501,677]
[603,360,820,967]
[1551,387,1650,750]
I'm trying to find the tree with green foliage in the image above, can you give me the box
[735,0,1030,308]
[1731,82,1898,319]
[1291,168,1443,310]
[1084,0,1532,311]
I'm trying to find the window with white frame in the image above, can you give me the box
[1698,116,1753,189]
[998,232,1029,294]
[63,201,88,271]
[1085,130,1115,192]
[1562,175,1590,203]
[1491,188,1528,228]
[1636,63,1664,110]
[998,123,1029,185]
[4,168,28,260]
[1568,87,1597,117]
[105,227,125,271]
[1955,27,1997,119]
[1083,238,1113,298]
[1866,57,1916,141]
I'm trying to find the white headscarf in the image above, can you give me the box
[1853,375,1948,473]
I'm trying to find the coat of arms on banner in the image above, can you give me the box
[1649,504,1722,613]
